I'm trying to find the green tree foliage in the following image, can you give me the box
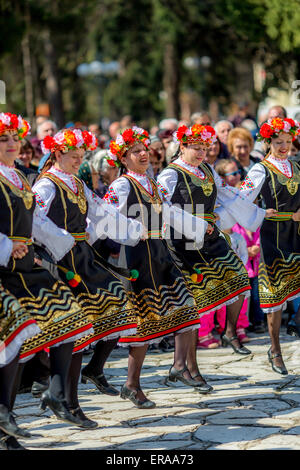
[0,0,299,126]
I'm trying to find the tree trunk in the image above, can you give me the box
[163,42,180,119]
[43,28,65,128]
[21,33,34,124]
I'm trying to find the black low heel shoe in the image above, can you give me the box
[0,405,31,439]
[31,379,49,398]
[40,390,81,426]
[191,374,213,394]
[120,385,156,409]
[267,348,288,375]
[81,368,119,396]
[0,430,26,450]
[221,334,251,355]
[69,407,98,429]
[167,366,203,387]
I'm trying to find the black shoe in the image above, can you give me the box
[221,334,251,355]
[267,348,288,375]
[81,368,119,396]
[120,385,156,409]
[9,414,32,438]
[69,407,98,429]
[31,379,49,398]
[167,366,202,387]
[40,390,81,426]
[0,405,31,439]
[287,321,300,338]
[191,374,213,394]
[0,430,26,450]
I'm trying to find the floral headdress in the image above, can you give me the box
[173,124,217,146]
[106,126,150,167]
[41,128,98,155]
[0,112,30,139]
[257,117,300,144]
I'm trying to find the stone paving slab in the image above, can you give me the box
[4,328,300,451]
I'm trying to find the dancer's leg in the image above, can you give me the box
[0,354,20,409]
[48,342,74,400]
[224,295,245,348]
[173,330,194,380]
[125,345,148,401]
[266,308,286,369]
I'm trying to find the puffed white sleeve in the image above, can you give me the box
[84,179,145,246]
[158,169,208,247]
[32,179,75,261]
[0,233,13,266]
[211,165,266,231]
[157,168,178,202]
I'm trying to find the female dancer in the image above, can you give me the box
[157,124,274,384]
[0,113,94,448]
[32,128,145,422]
[104,126,212,408]
[239,117,300,374]
[0,237,41,450]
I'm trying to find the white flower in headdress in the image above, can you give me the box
[41,141,48,155]
[116,134,125,146]
[202,129,211,141]
[283,121,291,133]
[18,115,24,129]
[54,132,65,145]
[132,126,144,135]
[186,128,193,136]
[0,113,11,125]
[73,129,84,148]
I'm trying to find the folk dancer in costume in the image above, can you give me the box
[0,114,94,449]
[104,126,213,409]
[239,117,300,375]
[157,124,275,385]
[33,128,145,424]
[0,239,41,450]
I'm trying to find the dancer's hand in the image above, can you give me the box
[140,226,149,241]
[12,241,28,259]
[292,209,300,222]
[265,208,278,218]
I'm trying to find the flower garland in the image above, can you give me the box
[106,126,150,167]
[41,128,98,155]
[173,124,217,146]
[257,117,300,143]
[0,112,30,139]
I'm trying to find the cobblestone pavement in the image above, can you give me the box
[9,328,300,450]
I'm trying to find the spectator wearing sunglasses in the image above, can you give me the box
[214,157,242,186]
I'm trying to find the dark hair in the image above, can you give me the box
[20,138,35,159]
[156,129,173,140]
[149,147,162,161]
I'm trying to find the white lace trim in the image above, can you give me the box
[198,290,251,317]
[262,292,300,314]
[0,323,41,367]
